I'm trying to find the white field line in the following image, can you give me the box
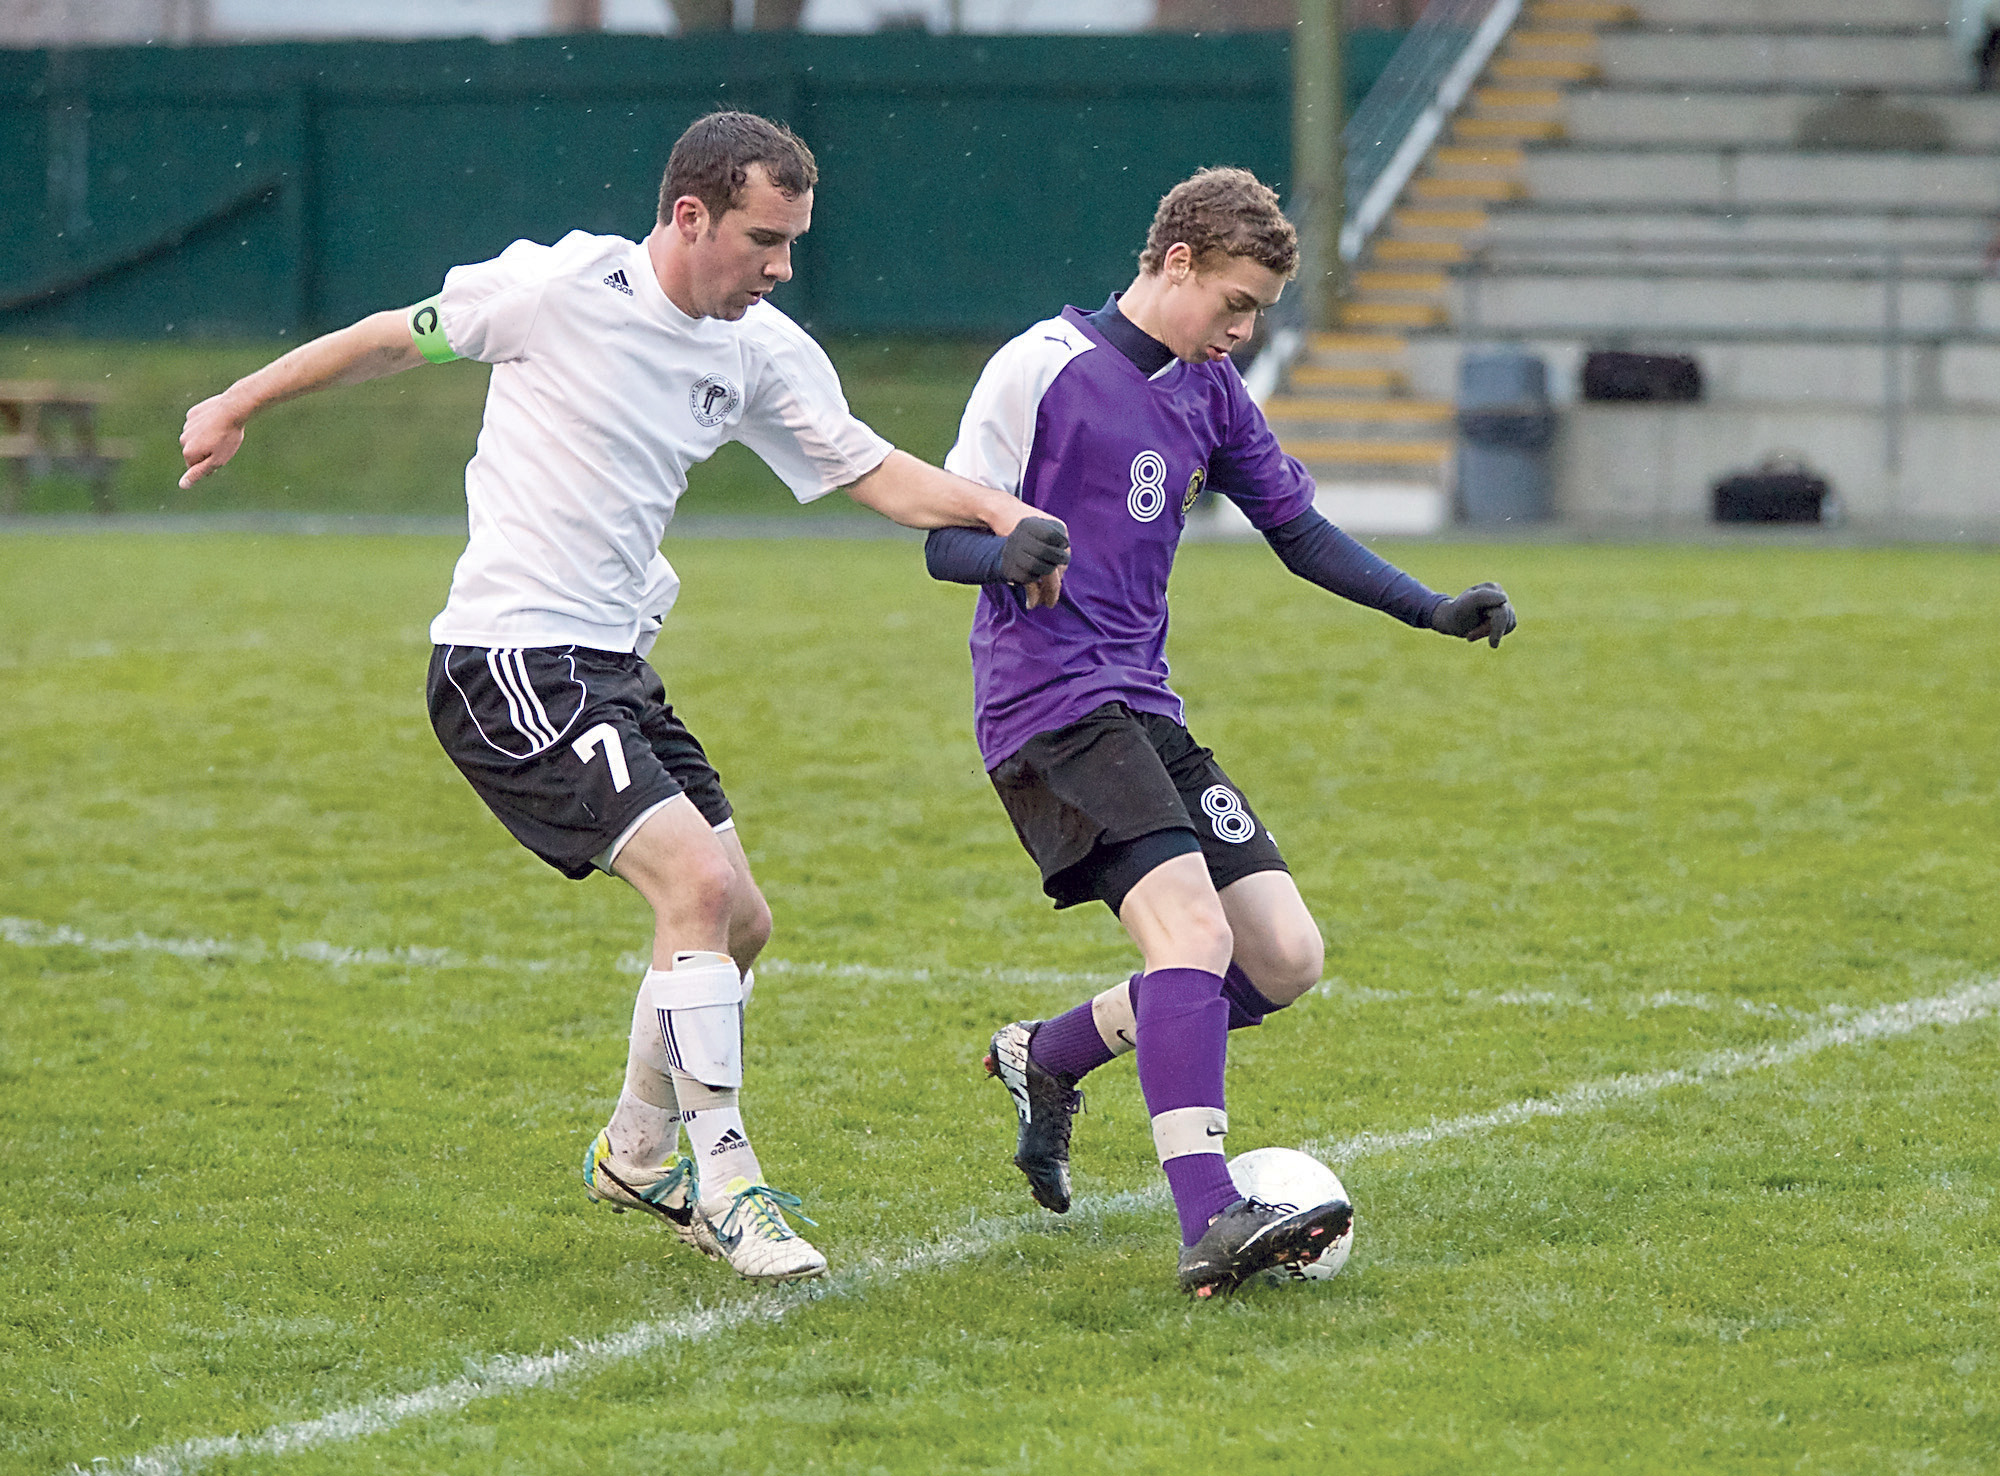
[85,973,2000,1476]
[8,915,1828,1017]
[0,916,1115,992]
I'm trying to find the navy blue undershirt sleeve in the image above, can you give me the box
[1264,508,1448,629]
[925,524,1008,585]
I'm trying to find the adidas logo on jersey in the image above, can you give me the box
[708,1128,749,1157]
[602,268,634,296]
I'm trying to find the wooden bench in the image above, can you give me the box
[0,380,134,514]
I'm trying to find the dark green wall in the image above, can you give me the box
[0,30,1399,339]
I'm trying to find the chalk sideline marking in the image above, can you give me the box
[10,917,1820,1019]
[0,916,1115,992]
[84,974,2000,1476]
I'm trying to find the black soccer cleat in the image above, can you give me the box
[1176,1196,1355,1298]
[982,1019,1082,1214]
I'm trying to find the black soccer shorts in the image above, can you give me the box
[426,644,732,880]
[990,701,1288,912]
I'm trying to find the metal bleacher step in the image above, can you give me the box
[1528,0,1638,22]
[1410,176,1529,202]
[1455,116,1566,142]
[1265,397,1454,423]
[1352,269,1450,295]
[1392,207,1489,235]
[1307,332,1410,356]
[1432,144,1527,171]
[1373,239,1470,264]
[1490,56,1602,83]
[1474,86,1566,113]
[1510,29,1600,53]
[1283,438,1453,468]
[1288,364,1413,392]
[1338,300,1451,329]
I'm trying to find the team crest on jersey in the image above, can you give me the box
[688,373,741,428]
[1183,466,1207,515]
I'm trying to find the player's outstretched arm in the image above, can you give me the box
[845,449,1069,607]
[178,308,429,489]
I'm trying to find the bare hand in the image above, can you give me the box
[179,393,247,489]
[1024,567,1064,609]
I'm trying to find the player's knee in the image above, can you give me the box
[662,847,738,931]
[1258,924,1324,1006]
[731,885,773,962]
[1176,898,1235,975]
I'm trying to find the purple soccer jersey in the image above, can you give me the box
[944,307,1317,769]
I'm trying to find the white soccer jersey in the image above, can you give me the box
[426,230,893,655]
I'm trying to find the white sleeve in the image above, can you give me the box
[944,319,1092,495]
[436,238,557,365]
[736,317,894,502]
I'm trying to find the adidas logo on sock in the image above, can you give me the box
[708,1128,748,1157]
[602,268,634,296]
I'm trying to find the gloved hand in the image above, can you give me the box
[1431,582,1516,647]
[999,516,1070,585]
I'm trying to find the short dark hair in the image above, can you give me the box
[1138,167,1299,278]
[660,110,818,226]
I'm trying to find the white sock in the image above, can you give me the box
[676,1076,763,1201]
[604,978,678,1165]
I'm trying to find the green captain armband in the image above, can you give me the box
[407,295,459,364]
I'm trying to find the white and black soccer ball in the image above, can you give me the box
[1228,1146,1353,1282]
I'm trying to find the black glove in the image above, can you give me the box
[998,517,1070,585]
[1431,582,1516,648]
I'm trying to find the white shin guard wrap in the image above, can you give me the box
[1151,1106,1228,1166]
[648,952,744,1090]
[1091,979,1138,1057]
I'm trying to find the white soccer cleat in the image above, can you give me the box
[700,1175,828,1283]
[583,1129,722,1260]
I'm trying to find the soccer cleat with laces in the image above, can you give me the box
[982,1019,1081,1214]
[701,1175,828,1283]
[582,1129,722,1259]
[1176,1195,1355,1299]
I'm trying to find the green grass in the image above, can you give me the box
[0,336,996,518]
[3,535,1998,1474]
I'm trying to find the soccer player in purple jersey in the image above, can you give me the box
[925,167,1516,1296]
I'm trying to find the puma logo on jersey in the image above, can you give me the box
[602,268,634,296]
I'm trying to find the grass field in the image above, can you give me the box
[0,337,995,519]
[3,533,1998,1474]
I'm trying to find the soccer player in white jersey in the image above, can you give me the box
[178,111,1070,1283]
[924,168,1513,1294]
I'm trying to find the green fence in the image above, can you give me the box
[0,30,1402,341]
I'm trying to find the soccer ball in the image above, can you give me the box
[1227,1146,1353,1282]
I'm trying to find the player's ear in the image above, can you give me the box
[1163,241,1194,283]
[671,195,708,243]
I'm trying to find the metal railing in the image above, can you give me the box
[1339,0,1523,262]
[1249,0,1524,402]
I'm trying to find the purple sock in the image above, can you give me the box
[1222,963,1285,1031]
[1027,1002,1114,1084]
[1164,1153,1242,1244]
[1132,966,1237,1244]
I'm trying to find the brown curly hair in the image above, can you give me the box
[1138,167,1298,278]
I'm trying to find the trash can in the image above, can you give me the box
[1456,350,1555,525]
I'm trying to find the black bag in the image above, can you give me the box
[1581,350,1703,402]
[1712,459,1830,523]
